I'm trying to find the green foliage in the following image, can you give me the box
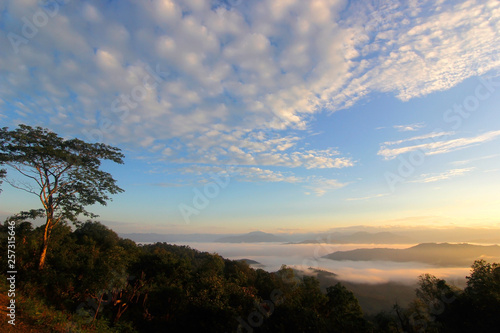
[371,311,400,333]
[371,260,500,333]
[0,125,124,219]
[0,124,124,269]
[323,282,370,332]
[2,219,373,332]
[18,295,72,331]
[457,260,500,332]
[466,259,500,298]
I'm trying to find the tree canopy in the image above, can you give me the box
[0,124,124,269]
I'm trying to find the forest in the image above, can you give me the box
[1,219,500,332]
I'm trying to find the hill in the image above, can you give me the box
[323,243,500,266]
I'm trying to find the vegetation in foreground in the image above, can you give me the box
[0,220,500,332]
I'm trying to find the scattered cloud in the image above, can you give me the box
[179,165,346,196]
[393,122,425,132]
[409,167,475,183]
[231,167,302,184]
[304,177,348,197]
[381,131,455,147]
[346,193,390,201]
[379,130,500,160]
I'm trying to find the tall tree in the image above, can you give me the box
[0,125,124,269]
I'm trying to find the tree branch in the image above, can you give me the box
[5,178,38,195]
[7,163,43,188]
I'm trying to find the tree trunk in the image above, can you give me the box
[92,293,104,324]
[38,215,52,270]
[38,240,48,270]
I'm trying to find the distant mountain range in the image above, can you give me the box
[295,231,416,244]
[323,243,500,266]
[119,226,500,245]
[118,233,221,243]
[216,231,286,243]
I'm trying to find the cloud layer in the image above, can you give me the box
[1,0,499,194]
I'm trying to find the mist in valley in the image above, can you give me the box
[173,242,470,284]
[163,241,473,313]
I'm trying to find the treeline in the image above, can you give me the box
[1,220,499,332]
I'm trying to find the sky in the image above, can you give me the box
[0,0,499,234]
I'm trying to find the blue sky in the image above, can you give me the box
[1,0,499,233]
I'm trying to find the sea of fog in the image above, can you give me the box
[165,242,470,285]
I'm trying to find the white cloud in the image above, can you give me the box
[232,167,302,183]
[178,165,346,196]
[82,3,103,23]
[346,193,389,201]
[179,165,300,184]
[162,129,353,169]
[393,122,425,132]
[1,0,499,185]
[303,176,348,197]
[340,0,500,102]
[378,130,500,160]
[382,131,455,147]
[409,167,475,183]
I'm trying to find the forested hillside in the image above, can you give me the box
[1,220,500,332]
[1,220,370,332]
[323,242,500,266]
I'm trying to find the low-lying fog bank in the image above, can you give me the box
[168,242,470,286]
